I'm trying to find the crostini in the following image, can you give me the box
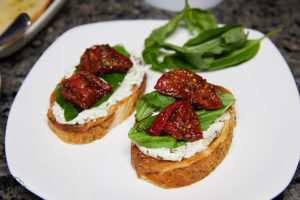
[47,44,148,144]
[129,69,236,188]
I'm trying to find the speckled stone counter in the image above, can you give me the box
[0,0,299,199]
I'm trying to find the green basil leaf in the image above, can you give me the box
[142,45,165,72]
[196,93,235,131]
[91,72,126,108]
[209,28,281,71]
[144,91,176,108]
[129,116,186,149]
[142,12,184,72]
[161,52,214,71]
[160,26,247,57]
[101,72,126,88]
[185,37,224,55]
[144,12,184,49]
[183,0,217,33]
[184,24,241,46]
[142,0,281,73]
[113,44,131,58]
[161,53,199,71]
[220,26,248,51]
[208,39,260,70]
[135,95,158,121]
[54,84,66,108]
[54,85,80,122]
[180,53,209,71]
[159,37,224,56]
[135,91,176,121]
[64,103,80,121]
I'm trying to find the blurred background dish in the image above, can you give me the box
[0,0,49,36]
[143,0,223,11]
[0,0,298,199]
[0,13,31,46]
[0,0,67,58]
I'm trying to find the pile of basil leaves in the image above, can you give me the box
[129,0,280,149]
[143,0,280,72]
[54,45,131,122]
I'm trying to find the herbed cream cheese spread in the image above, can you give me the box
[136,112,231,161]
[52,56,149,125]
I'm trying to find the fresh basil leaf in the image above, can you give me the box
[113,44,131,58]
[54,85,80,122]
[73,66,78,74]
[161,52,214,71]
[220,26,248,51]
[91,72,126,108]
[142,0,280,73]
[54,84,66,108]
[208,39,260,70]
[64,103,80,121]
[135,91,176,121]
[161,26,247,57]
[221,26,245,44]
[101,72,126,88]
[209,29,281,71]
[218,92,236,105]
[159,37,224,56]
[142,45,165,72]
[184,24,241,46]
[185,37,224,55]
[135,95,158,121]
[196,93,235,131]
[183,0,217,33]
[161,53,198,71]
[144,91,176,108]
[183,53,215,71]
[129,116,186,149]
[144,12,184,48]
[142,12,184,72]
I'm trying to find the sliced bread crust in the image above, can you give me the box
[130,85,236,188]
[47,74,146,144]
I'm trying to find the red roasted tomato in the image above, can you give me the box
[147,100,203,142]
[154,69,222,110]
[78,44,133,75]
[60,71,112,110]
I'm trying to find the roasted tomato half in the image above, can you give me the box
[60,71,112,110]
[78,44,133,75]
[154,69,222,110]
[147,100,203,142]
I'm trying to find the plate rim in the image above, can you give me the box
[5,19,300,200]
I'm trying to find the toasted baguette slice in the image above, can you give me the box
[131,85,236,188]
[47,74,146,144]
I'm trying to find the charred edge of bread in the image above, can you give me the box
[47,74,147,144]
[130,85,236,188]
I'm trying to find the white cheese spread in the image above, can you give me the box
[52,56,149,125]
[136,112,231,161]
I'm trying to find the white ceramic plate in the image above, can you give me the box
[5,20,300,200]
[0,0,67,58]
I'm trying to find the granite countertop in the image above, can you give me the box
[0,0,299,199]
